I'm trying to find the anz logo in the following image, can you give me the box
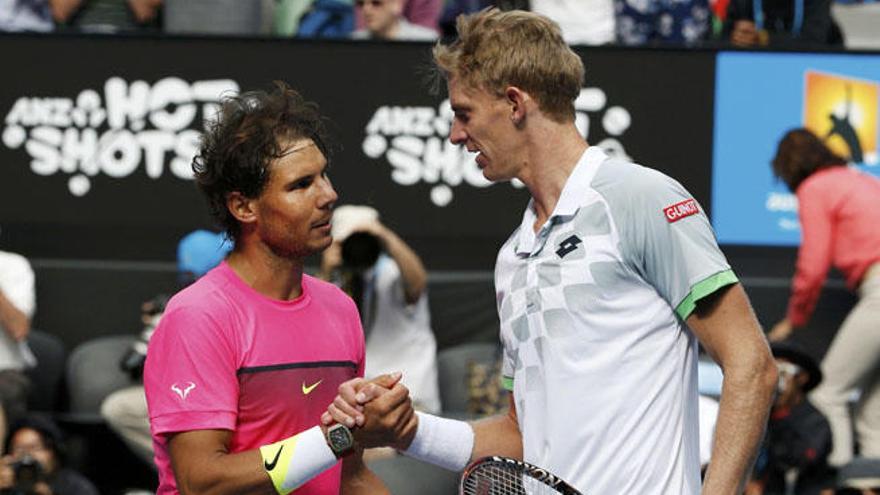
[362,87,633,207]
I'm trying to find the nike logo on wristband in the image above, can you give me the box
[265,445,283,471]
[302,379,322,395]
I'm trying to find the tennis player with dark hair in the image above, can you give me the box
[325,9,777,494]
[143,82,413,495]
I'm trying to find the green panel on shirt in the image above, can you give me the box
[675,269,739,321]
[501,375,514,391]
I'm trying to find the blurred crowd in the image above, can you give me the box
[2,0,878,48]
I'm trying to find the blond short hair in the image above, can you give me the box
[433,9,584,123]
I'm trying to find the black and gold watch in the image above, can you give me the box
[325,423,354,458]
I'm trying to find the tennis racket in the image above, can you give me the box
[459,456,583,495]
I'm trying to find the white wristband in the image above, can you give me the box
[402,412,474,472]
[260,425,337,494]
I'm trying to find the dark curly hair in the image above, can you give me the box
[5,413,66,463]
[772,128,846,192]
[192,81,334,241]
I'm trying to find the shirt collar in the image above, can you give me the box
[513,146,608,255]
[553,145,608,217]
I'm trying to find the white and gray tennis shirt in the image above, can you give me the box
[496,146,736,494]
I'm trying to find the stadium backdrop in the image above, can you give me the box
[0,33,875,357]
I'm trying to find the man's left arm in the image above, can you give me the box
[0,256,35,342]
[0,290,30,342]
[688,283,777,495]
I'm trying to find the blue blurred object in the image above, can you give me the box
[297,0,354,38]
[177,230,232,278]
[698,359,724,397]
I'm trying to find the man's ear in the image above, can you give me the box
[227,191,257,225]
[505,86,530,126]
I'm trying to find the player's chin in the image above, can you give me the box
[312,234,334,253]
[481,166,508,183]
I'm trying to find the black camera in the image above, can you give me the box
[341,232,381,270]
[8,455,43,495]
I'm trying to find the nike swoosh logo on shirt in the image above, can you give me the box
[302,379,322,395]
[265,445,283,471]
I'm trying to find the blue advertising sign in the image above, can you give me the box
[712,51,880,246]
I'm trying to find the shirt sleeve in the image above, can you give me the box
[618,169,737,321]
[0,254,35,318]
[144,303,240,435]
[500,344,515,392]
[786,180,834,327]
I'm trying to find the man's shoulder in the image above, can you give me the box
[591,156,677,198]
[163,272,231,316]
[0,250,31,271]
[305,274,355,306]
[798,165,850,194]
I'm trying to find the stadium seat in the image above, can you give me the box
[437,342,503,417]
[63,335,139,421]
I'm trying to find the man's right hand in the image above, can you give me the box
[322,373,418,451]
[0,456,14,490]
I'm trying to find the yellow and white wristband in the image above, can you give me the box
[260,426,338,495]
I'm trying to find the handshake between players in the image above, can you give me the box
[320,372,420,453]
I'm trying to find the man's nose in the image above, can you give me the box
[318,176,338,207]
[449,120,467,145]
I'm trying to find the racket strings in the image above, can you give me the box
[461,463,560,495]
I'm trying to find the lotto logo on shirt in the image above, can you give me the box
[664,199,699,223]
[803,71,879,166]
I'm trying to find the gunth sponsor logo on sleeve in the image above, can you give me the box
[664,199,699,223]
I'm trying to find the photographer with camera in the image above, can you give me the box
[319,205,440,416]
[0,414,97,495]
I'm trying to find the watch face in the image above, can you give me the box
[328,424,353,453]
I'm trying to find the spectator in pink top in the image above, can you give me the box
[143,82,417,495]
[768,127,880,468]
